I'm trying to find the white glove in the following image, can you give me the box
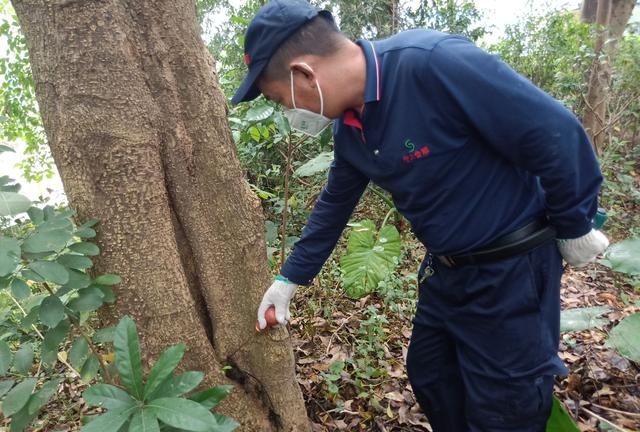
[256,276,298,330]
[557,229,609,267]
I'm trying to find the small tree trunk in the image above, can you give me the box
[582,0,636,152]
[10,0,310,430]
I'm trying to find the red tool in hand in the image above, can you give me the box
[255,305,278,331]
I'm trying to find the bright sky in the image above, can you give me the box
[0,0,612,202]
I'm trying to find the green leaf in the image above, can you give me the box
[147,398,216,431]
[22,229,72,253]
[13,343,34,375]
[57,254,93,270]
[95,274,121,285]
[20,269,44,283]
[128,409,160,432]
[40,295,65,328]
[75,227,97,239]
[97,285,115,303]
[81,408,135,432]
[71,287,105,312]
[143,343,185,400]
[40,346,59,367]
[168,371,204,397]
[9,404,37,432]
[27,378,60,415]
[272,111,290,135]
[63,269,91,290]
[212,414,240,432]
[80,354,101,384]
[0,340,13,375]
[605,313,640,362]
[27,207,44,225]
[244,104,274,122]
[600,238,640,276]
[0,144,15,153]
[560,306,611,332]
[0,379,15,398]
[189,385,232,410]
[83,383,137,410]
[29,261,69,285]
[70,242,100,256]
[94,326,116,344]
[3,378,36,416]
[545,397,580,432]
[340,220,402,299]
[0,237,20,277]
[114,316,144,399]
[43,319,70,350]
[294,152,334,177]
[69,336,89,369]
[0,191,31,216]
[10,279,31,300]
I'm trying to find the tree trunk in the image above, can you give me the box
[582,0,636,152]
[10,0,310,430]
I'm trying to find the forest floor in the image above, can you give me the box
[292,259,640,432]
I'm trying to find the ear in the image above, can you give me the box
[289,61,317,87]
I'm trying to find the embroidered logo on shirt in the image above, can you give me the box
[402,139,430,163]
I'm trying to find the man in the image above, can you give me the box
[232,1,609,430]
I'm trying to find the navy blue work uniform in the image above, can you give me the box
[281,30,602,431]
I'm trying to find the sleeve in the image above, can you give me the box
[280,152,369,285]
[425,37,603,239]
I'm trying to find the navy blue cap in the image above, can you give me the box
[231,0,333,104]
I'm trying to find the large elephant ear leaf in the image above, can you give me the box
[340,220,401,299]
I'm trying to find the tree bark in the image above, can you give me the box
[582,0,636,152]
[10,0,310,430]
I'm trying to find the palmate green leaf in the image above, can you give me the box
[189,385,232,410]
[27,378,60,415]
[70,241,100,256]
[0,191,31,216]
[3,378,36,416]
[95,274,121,285]
[29,261,69,285]
[57,254,93,270]
[159,371,204,398]
[605,313,640,362]
[81,407,135,432]
[147,398,216,432]
[69,336,89,369]
[600,238,640,276]
[10,279,31,300]
[114,316,144,399]
[21,228,72,254]
[0,379,15,398]
[143,343,185,400]
[545,397,580,432]
[80,354,101,384]
[293,152,333,177]
[14,343,34,375]
[560,306,611,332]
[0,237,21,277]
[83,383,137,410]
[40,295,65,328]
[340,220,401,299]
[0,340,13,375]
[129,409,160,432]
[244,104,274,122]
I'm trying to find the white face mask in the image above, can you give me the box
[284,64,332,137]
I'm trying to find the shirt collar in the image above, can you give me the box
[357,39,381,103]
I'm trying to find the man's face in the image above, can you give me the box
[258,64,344,118]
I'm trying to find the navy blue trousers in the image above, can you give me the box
[406,242,568,431]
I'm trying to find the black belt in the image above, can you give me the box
[436,218,556,268]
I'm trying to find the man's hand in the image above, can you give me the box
[557,229,609,267]
[256,276,298,331]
